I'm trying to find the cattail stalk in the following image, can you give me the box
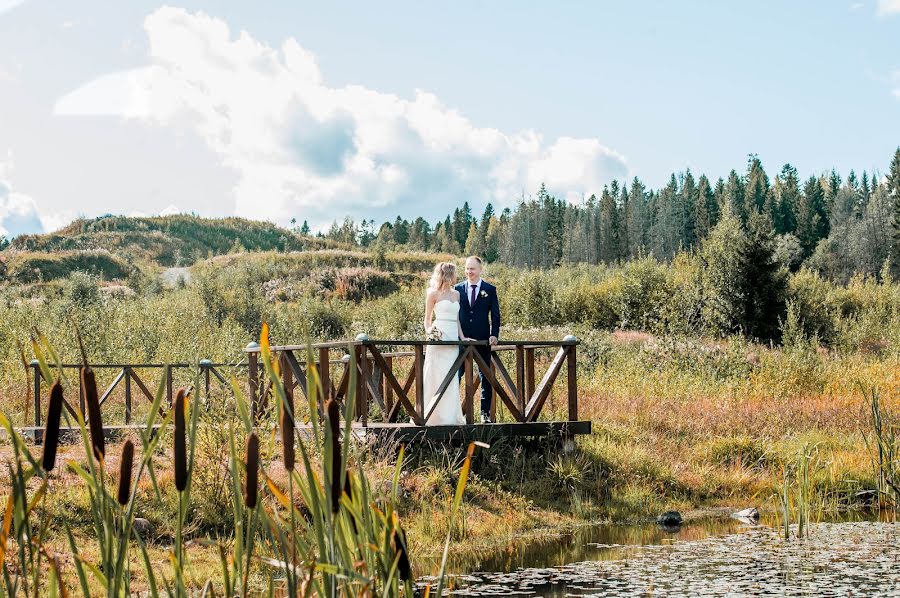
[392,524,412,581]
[117,440,134,506]
[325,399,341,514]
[281,385,295,471]
[173,389,187,492]
[41,381,64,472]
[244,432,259,509]
[82,366,105,462]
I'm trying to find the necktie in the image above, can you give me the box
[471,284,477,306]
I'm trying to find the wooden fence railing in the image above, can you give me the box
[245,335,580,427]
[29,361,242,428]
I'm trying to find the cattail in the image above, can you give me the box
[391,524,412,582]
[325,399,341,514]
[173,389,187,492]
[344,469,357,532]
[117,440,134,506]
[244,432,259,509]
[41,381,64,472]
[281,385,295,471]
[81,366,105,462]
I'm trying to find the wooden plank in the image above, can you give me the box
[370,347,424,426]
[360,360,386,415]
[464,347,475,424]
[471,350,524,422]
[125,367,132,424]
[525,347,569,422]
[318,347,330,403]
[402,362,416,395]
[98,369,126,407]
[358,345,368,426]
[525,348,536,400]
[129,369,156,403]
[567,345,578,422]
[491,355,519,403]
[334,362,349,401]
[414,346,425,422]
[489,361,497,422]
[359,420,592,443]
[283,351,308,399]
[248,352,259,420]
[515,346,526,415]
[384,356,394,416]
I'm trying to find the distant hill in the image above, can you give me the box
[2,214,348,273]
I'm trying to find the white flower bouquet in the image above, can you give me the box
[425,326,444,342]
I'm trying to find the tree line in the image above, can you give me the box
[303,148,900,281]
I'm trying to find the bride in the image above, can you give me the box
[421,262,472,426]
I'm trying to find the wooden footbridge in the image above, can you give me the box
[26,336,591,444]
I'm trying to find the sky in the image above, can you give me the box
[0,1,898,237]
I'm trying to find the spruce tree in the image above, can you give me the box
[888,147,900,273]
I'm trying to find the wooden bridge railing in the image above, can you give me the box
[29,361,243,428]
[245,336,580,426]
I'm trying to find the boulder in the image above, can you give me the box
[733,507,760,521]
[656,510,682,526]
[133,518,153,538]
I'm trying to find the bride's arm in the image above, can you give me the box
[424,291,435,332]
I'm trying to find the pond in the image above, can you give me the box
[420,513,900,596]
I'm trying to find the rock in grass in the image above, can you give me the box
[733,507,760,521]
[656,511,683,526]
[133,518,153,538]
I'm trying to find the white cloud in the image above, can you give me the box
[849,2,864,9]
[876,0,900,14]
[55,7,629,226]
[0,0,25,16]
[0,180,44,238]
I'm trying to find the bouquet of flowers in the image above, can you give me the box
[425,325,444,342]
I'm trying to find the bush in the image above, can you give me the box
[7,250,133,283]
[64,271,102,308]
[618,257,672,331]
[334,267,398,302]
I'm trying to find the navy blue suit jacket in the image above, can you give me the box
[456,280,501,340]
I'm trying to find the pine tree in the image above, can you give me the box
[723,170,746,224]
[464,222,485,257]
[796,176,829,257]
[300,220,310,235]
[888,147,900,273]
[598,186,620,262]
[774,164,800,235]
[744,155,770,219]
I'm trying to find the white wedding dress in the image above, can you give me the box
[422,299,466,425]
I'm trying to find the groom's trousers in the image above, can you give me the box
[458,345,493,418]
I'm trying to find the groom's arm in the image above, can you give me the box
[490,287,501,339]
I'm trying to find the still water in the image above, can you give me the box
[421,514,900,597]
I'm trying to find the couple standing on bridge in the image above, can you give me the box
[422,256,501,425]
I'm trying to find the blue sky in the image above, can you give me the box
[0,1,898,236]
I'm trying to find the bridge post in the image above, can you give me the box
[246,342,260,421]
[31,360,41,428]
[125,367,132,424]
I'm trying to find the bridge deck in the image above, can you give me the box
[14,420,591,444]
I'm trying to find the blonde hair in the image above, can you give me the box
[429,262,457,291]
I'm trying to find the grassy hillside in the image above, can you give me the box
[6,214,347,269]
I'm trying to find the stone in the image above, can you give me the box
[733,507,760,521]
[133,518,153,538]
[656,510,682,526]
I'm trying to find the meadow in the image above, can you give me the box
[1,221,900,592]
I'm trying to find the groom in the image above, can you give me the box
[456,255,501,423]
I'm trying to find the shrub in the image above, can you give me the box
[7,250,133,283]
[334,267,398,302]
[64,271,102,308]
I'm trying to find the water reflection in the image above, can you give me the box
[420,514,900,597]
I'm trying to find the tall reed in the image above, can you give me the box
[0,327,476,596]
